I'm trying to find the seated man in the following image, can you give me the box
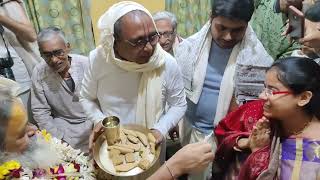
[153,11,182,56]
[175,0,273,179]
[31,27,91,152]
[80,1,187,164]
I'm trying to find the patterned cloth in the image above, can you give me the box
[250,0,300,59]
[165,0,211,37]
[280,138,320,179]
[25,0,95,56]
[213,100,268,180]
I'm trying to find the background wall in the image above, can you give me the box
[25,0,211,54]
[25,0,95,56]
[91,0,165,45]
[165,0,212,38]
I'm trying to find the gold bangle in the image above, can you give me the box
[164,161,175,179]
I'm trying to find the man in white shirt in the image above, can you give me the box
[80,2,187,155]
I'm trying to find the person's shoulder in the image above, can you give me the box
[33,61,48,72]
[88,46,108,64]
[69,53,88,65]
[0,77,21,96]
[32,61,50,80]
[163,53,181,76]
[69,54,88,61]
[164,53,178,68]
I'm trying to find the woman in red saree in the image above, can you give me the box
[212,57,320,180]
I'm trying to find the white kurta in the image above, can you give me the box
[80,47,186,136]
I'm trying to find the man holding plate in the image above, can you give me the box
[80,1,187,162]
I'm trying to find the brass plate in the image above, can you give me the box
[93,124,161,177]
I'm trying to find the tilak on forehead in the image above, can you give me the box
[97,1,158,48]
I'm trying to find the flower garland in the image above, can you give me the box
[0,160,22,180]
[0,130,95,180]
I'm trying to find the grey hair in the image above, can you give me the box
[37,27,68,44]
[0,88,14,151]
[153,11,178,30]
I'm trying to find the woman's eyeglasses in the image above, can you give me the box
[263,87,292,97]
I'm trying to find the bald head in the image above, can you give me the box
[113,10,158,64]
[114,10,153,40]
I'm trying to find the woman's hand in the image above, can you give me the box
[248,117,271,153]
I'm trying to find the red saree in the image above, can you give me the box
[212,100,271,180]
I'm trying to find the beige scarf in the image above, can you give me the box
[175,21,273,126]
[98,1,166,128]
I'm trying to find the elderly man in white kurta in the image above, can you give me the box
[80,1,187,158]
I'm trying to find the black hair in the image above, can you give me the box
[211,0,254,22]
[268,57,320,118]
[305,1,320,22]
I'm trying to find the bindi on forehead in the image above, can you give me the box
[120,11,156,40]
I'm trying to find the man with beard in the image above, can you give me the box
[31,27,91,152]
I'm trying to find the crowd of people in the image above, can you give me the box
[0,0,320,179]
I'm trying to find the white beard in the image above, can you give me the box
[0,135,61,169]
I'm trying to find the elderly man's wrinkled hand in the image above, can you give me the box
[89,121,105,153]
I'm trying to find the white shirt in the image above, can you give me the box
[80,47,187,135]
[0,10,31,93]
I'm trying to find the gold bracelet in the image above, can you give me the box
[164,161,175,179]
